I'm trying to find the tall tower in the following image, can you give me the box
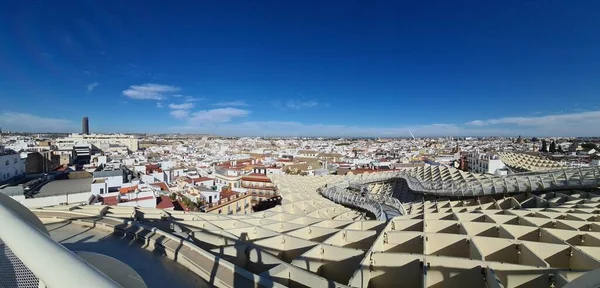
[82,117,90,135]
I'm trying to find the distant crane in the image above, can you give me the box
[409,131,416,139]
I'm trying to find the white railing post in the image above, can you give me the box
[0,199,122,288]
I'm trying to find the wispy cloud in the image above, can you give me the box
[188,108,250,124]
[170,109,190,119]
[169,109,600,136]
[168,103,195,110]
[168,102,196,119]
[466,110,600,127]
[271,100,323,110]
[156,102,163,108]
[0,112,77,133]
[86,82,99,92]
[122,83,180,100]
[213,100,248,107]
[170,121,467,137]
[185,96,203,102]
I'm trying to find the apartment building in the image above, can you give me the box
[466,151,506,174]
[0,148,25,182]
[241,173,277,197]
[204,191,254,215]
[214,167,245,188]
[55,133,139,152]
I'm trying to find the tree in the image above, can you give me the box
[541,140,548,152]
[182,197,191,207]
[549,141,556,153]
[558,145,564,153]
[581,143,598,150]
[531,137,539,143]
[169,193,177,201]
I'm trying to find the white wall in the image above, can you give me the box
[200,191,220,203]
[105,175,123,189]
[0,153,25,182]
[141,174,157,183]
[159,160,175,170]
[117,198,155,208]
[152,171,166,183]
[197,179,213,187]
[91,182,108,195]
[266,168,283,175]
[10,191,92,208]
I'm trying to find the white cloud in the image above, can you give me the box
[188,108,250,124]
[173,116,600,137]
[86,82,99,92]
[0,112,77,133]
[464,110,600,135]
[170,110,190,119]
[123,83,180,100]
[170,121,481,137]
[168,103,195,110]
[213,100,248,107]
[185,97,203,102]
[286,100,319,109]
[467,110,600,126]
[465,120,486,126]
[156,102,163,108]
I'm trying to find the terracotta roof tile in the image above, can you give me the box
[150,182,170,192]
[119,185,138,194]
[156,195,174,209]
[194,177,213,182]
[101,195,118,205]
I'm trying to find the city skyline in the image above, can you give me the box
[1,1,600,136]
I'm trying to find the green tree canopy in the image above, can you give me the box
[549,141,556,153]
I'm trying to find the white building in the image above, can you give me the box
[56,133,139,152]
[0,149,26,182]
[467,151,506,174]
[197,186,220,204]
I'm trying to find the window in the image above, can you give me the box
[99,188,104,194]
[5,160,8,166]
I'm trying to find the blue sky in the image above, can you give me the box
[1,1,599,137]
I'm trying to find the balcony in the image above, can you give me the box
[241,184,277,190]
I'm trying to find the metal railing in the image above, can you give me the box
[355,166,600,197]
[319,166,600,220]
[318,182,386,221]
[0,195,122,288]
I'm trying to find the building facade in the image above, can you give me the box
[0,149,25,182]
[56,133,139,152]
[467,151,506,174]
[26,151,60,174]
[241,173,278,198]
[82,117,90,135]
